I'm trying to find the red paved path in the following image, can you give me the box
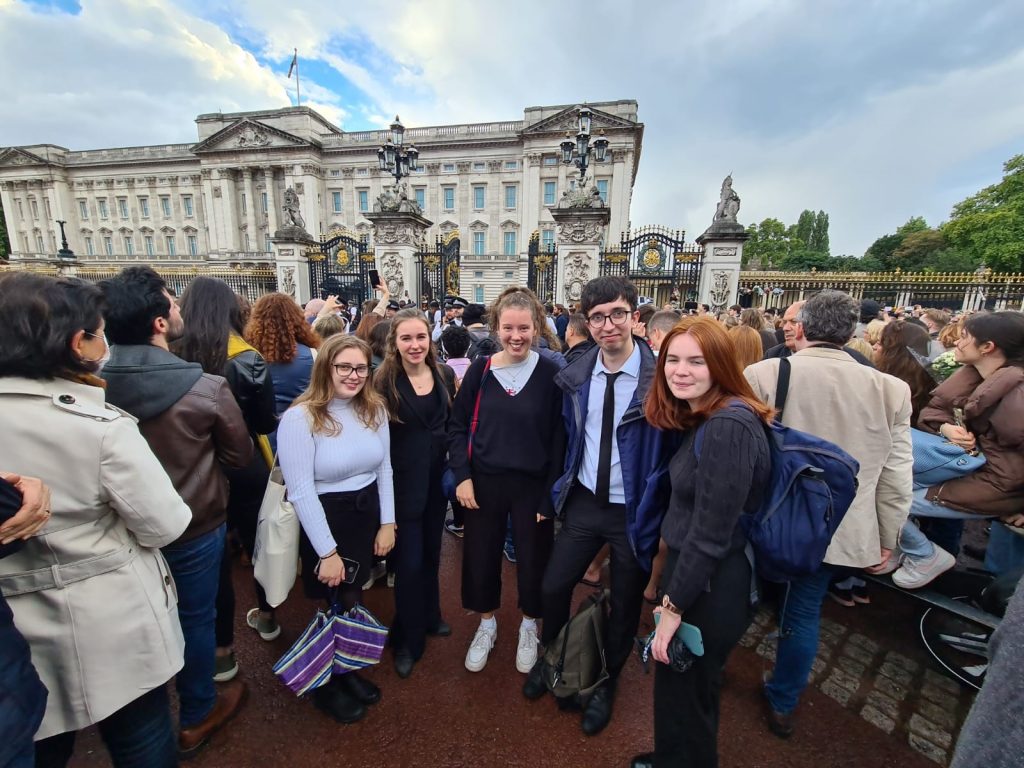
[72,535,943,767]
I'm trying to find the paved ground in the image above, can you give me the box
[69,524,992,767]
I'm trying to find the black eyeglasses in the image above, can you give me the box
[586,308,631,329]
[333,363,371,378]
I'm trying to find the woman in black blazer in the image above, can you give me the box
[375,308,456,678]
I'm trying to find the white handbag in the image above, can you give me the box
[253,464,300,608]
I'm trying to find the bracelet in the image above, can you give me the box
[320,550,338,561]
[661,594,681,615]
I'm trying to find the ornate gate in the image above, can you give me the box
[308,228,372,304]
[418,230,461,303]
[599,226,703,307]
[527,231,557,303]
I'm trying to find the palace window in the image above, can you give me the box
[414,188,425,209]
[358,190,369,212]
[504,185,517,210]
[473,185,485,210]
[597,179,609,203]
[187,235,198,256]
[443,186,455,211]
[78,200,89,219]
[118,198,129,219]
[182,196,194,217]
[160,196,172,217]
[503,230,517,256]
[332,191,342,213]
[124,236,134,255]
[97,199,108,219]
[103,236,113,256]
[543,181,556,206]
[166,236,176,256]
[139,197,150,218]
[144,236,154,256]
[84,237,94,256]
[473,231,485,255]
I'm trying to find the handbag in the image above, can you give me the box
[333,604,389,674]
[442,358,492,501]
[272,607,337,696]
[253,463,300,607]
[911,427,986,487]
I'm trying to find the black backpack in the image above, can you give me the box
[542,590,609,700]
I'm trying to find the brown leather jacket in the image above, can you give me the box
[101,345,253,542]
[920,365,1024,516]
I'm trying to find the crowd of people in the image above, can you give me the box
[0,266,1021,768]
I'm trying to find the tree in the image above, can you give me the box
[794,210,816,250]
[891,229,949,271]
[942,154,1024,272]
[743,217,790,268]
[863,233,903,272]
[777,248,832,271]
[810,210,830,254]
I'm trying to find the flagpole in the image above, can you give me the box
[294,48,301,106]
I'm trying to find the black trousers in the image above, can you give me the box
[391,473,447,660]
[298,484,379,611]
[653,547,753,768]
[216,455,271,647]
[462,471,554,617]
[540,485,649,677]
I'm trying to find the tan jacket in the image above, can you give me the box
[744,346,914,568]
[0,377,191,739]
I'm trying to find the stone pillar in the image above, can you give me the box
[262,166,279,236]
[550,205,611,306]
[271,233,316,307]
[696,221,750,316]
[363,210,433,302]
[242,168,258,253]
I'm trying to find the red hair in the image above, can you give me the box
[645,317,773,431]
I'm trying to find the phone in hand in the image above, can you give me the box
[368,269,382,291]
[314,555,361,584]
[953,407,965,428]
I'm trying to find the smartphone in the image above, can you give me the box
[653,613,705,657]
[368,269,381,290]
[952,407,965,428]
[315,556,361,584]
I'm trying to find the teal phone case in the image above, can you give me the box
[653,613,705,657]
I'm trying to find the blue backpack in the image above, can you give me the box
[695,358,860,583]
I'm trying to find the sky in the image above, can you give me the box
[2,0,1023,257]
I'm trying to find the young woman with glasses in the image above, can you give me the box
[277,334,396,725]
[449,287,565,675]
[374,308,457,679]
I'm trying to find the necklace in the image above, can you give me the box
[496,353,531,396]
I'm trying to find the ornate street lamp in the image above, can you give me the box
[560,105,610,184]
[55,219,75,260]
[377,115,420,185]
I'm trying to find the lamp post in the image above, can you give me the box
[55,220,75,260]
[376,116,420,185]
[559,106,610,185]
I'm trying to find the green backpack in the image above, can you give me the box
[542,590,609,700]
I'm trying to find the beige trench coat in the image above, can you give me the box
[0,377,191,739]
[744,346,914,568]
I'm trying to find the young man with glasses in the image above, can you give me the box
[524,276,672,736]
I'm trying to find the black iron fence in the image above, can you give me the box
[308,229,372,304]
[418,231,461,303]
[527,231,557,303]
[599,226,703,306]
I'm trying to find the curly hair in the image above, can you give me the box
[245,293,321,363]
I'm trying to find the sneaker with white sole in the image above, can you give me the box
[465,623,497,672]
[246,608,281,641]
[516,624,539,674]
[892,546,956,589]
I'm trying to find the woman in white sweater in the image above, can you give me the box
[277,334,396,726]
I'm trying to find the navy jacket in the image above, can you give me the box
[551,341,677,570]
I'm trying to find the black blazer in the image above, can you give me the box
[388,366,456,521]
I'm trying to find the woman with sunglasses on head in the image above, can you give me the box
[634,317,772,768]
[277,334,396,725]
[374,309,457,679]
[449,287,565,676]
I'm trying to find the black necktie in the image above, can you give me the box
[596,371,622,505]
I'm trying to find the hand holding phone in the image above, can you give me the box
[315,553,361,587]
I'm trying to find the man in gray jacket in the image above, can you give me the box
[100,267,253,758]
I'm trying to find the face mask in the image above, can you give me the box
[80,332,111,369]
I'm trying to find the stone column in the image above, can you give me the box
[271,233,316,307]
[262,166,279,236]
[242,168,258,253]
[363,209,434,302]
[696,221,750,316]
[550,205,611,306]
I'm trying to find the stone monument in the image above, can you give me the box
[551,180,610,304]
[271,185,317,306]
[364,187,432,300]
[697,175,750,315]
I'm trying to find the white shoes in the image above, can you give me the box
[892,546,956,589]
[516,623,539,674]
[465,622,497,672]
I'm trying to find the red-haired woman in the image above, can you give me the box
[633,317,772,768]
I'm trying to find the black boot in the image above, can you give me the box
[337,671,381,705]
[394,650,415,679]
[581,679,617,736]
[523,659,548,700]
[312,680,367,724]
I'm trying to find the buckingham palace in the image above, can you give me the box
[0,100,643,304]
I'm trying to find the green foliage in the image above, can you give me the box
[863,233,903,272]
[794,210,815,250]
[896,216,929,236]
[942,154,1024,272]
[743,211,830,270]
[743,217,791,268]
[810,210,830,254]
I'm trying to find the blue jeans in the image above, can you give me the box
[162,524,225,729]
[764,567,834,715]
[33,685,177,768]
[899,488,992,560]
[985,523,1024,576]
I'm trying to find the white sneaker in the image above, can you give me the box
[362,561,387,591]
[892,546,956,589]
[465,623,497,672]
[516,623,539,674]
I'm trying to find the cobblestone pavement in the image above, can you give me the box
[68,534,979,768]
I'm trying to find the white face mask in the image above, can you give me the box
[80,332,111,369]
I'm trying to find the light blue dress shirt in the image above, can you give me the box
[577,341,642,504]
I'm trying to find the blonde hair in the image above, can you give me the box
[864,319,887,345]
[290,334,385,436]
[845,338,875,364]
